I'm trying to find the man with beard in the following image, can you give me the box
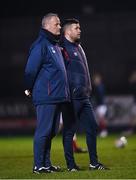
[61,18,109,171]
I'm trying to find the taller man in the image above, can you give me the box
[24,13,69,174]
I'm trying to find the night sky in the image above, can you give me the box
[0,0,136,17]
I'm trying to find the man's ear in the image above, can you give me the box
[44,24,49,30]
[67,28,71,36]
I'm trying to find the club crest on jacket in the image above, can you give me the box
[51,47,56,53]
[74,52,78,56]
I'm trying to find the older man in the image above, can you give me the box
[24,13,69,173]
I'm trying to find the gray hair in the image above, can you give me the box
[41,13,58,28]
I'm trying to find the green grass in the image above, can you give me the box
[0,134,136,179]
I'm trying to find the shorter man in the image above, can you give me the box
[61,18,109,171]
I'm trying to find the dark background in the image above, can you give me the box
[1,0,136,98]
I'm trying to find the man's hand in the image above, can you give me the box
[24,89,31,97]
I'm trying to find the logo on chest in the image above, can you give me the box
[51,47,56,53]
[73,52,78,56]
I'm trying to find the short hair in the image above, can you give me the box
[62,18,79,32]
[41,13,58,28]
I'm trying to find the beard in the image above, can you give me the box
[75,37,81,43]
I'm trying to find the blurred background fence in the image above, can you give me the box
[0,96,136,135]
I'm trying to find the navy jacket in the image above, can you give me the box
[61,37,92,99]
[24,29,70,105]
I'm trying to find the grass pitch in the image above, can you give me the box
[0,134,136,179]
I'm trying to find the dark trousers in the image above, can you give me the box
[62,98,98,169]
[34,103,61,169]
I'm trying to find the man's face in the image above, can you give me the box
[68,23,81,42]
[46,16,61,35]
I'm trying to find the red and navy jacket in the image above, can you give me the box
[24,29,70,105]
[61,37,92,99]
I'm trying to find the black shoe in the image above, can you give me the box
[46,165,61,172]
[33,167,52,174]
[89,163,109,170]
[74,147,88,153]
[68,165,80,172]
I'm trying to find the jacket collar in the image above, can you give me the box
[39,28,60,45]
[61,37,80,47]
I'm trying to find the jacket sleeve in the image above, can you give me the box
[24,43,44,90]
